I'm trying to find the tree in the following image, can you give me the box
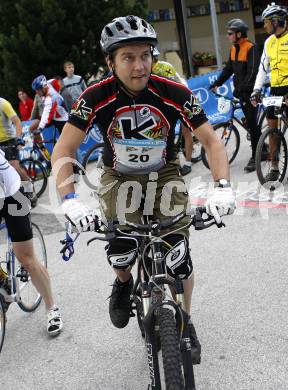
[0,0,148,106]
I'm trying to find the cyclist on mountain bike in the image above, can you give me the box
[29,75,68,136]
[0,149,63,336]
[210,18,262,173]
[251,3,288,182]
[152,47,194,176]
[0,97,37,207]
[52,15,236,364]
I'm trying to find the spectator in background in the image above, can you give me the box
[17,88,34,121]
[87,65,106,85]
[63,60,86,103]
[50,76,74,112]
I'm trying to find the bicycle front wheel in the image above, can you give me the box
[82,143,104,191]
[20,158,48,198]
[0,295,5,353]
[201,122,240,169]
[159,307,184,390]
[17,223,47,312]
[255,127,288,186]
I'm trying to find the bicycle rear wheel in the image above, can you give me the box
[159,307,184,390]
[255,127,288,187]
[201,122,240,169]
[0,295,5,353]
[20,158,48,198]
[82,143,104,191]
[17,223,47,312]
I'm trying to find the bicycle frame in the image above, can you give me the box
[0,223,27,306]
[132,226,195,390]
[31,126,59,164]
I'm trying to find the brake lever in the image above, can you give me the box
[60,231,80,261]
[193,209,225,230]
[87,231,116,246]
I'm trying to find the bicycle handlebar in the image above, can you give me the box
[60,207,225,261]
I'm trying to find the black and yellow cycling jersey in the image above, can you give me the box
[254,31,288,89]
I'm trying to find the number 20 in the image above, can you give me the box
[128,154,149,163]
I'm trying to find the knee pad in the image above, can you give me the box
[164,234,193,280]
[106,236,138,270]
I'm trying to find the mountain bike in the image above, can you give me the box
[255,95,288,189]
[201,92,267,169]
[0,222,47,353]
[19,127,59,198]
[60,207,224,390]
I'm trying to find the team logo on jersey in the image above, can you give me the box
[183,94,202,119]
[71,98,92,120]
[110,105,169,141]
[140,107,150,118]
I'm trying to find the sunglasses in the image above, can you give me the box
[227,31,235,36]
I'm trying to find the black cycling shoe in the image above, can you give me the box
[264,169,279,182]
[244,157,256,173]
[109,276,133,329]
[180,164,192,176]
[188,321,201,365]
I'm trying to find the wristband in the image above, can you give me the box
[62,192,79,201]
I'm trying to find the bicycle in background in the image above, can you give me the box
[61,207,224,390]
[19,127,59,198]
[255,95,288,189]
[201,91,268,169]
[0,222,47,353]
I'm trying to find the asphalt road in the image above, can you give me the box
[1,128,288,390]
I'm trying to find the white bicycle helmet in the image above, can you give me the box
[100,15,157,54]
[31,75,47,91]
[261,3,287,21]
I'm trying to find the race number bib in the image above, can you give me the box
[113,138,166,174]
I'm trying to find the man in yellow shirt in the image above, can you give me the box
[0,97,37,205]
[251,3,288,182]
[152,48,194,176]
